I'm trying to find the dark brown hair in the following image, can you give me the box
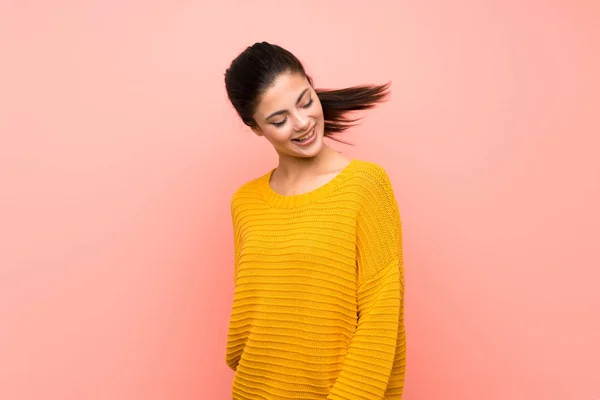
[224,42,390,142]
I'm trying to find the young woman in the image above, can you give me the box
[223,42,406,400]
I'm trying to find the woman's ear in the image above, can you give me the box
[251,125,263,137]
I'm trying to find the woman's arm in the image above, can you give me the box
[327,165,405,400]
[225,190,244,371]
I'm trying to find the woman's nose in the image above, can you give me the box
[293,114,310,131]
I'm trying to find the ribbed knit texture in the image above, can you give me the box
[225,159,406,400]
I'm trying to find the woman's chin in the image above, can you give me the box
[294,137,324,158]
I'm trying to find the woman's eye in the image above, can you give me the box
[303,98,313,109]
[272,118,286,127]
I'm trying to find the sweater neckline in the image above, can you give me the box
[259,159,359,208]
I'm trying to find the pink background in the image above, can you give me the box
[1,1,598,399]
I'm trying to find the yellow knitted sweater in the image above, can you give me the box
[225,159,406,400]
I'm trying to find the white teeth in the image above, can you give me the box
[296,128,314,141]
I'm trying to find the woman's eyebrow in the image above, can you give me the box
[265,88,309,120]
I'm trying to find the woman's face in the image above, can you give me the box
[251,72,325,159]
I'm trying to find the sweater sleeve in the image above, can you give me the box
[230,192,242,285]
[226,191,243,371]
[327,165,404,400]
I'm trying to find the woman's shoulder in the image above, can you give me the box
[349,159,394,188]
[349,159,400,215]
[229,169,271,205]
[348,158,399,206]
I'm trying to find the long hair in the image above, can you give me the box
[224,42,390,143]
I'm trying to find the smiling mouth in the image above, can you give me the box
[292,127,315,143]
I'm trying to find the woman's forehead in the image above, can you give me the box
[255,73,310,113]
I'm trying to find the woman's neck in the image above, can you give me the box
[275,145,347,179]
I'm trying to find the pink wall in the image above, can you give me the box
[1,1,598,399]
